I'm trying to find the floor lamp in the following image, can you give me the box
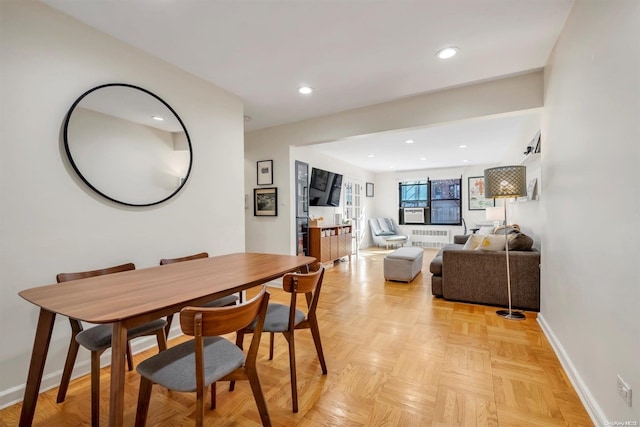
[484,165,527,320]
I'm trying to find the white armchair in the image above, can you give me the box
[369,217,409,249]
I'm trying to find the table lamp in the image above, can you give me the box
[484,165,527,320]
[485,206,504,230]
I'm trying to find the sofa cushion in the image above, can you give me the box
[453,234,471,244]
[462,234,485,250]
[436,243,464,258]
[476,235,506,251]
[508,232,534,251]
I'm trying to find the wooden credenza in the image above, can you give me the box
[309,224,352,264]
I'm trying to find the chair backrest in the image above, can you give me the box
[282,266,324,295]
[159,252,208,265]
[369,217,398,236]
[180,286,270,391]
[180,286,268,337]
[369,218,383,236]
[56,262,135,283]
[282,266,325,328]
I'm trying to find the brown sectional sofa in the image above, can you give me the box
[430,235,540,311]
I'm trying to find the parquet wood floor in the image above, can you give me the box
[0,248,593,426]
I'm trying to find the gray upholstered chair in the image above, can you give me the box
[369,217,409,248]
[134,286,271,427]
[56,263,168,427]
[232,265,327,413]
[159,252,239,336]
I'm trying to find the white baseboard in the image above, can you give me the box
[0,329,183,410]
[537,314,606,427]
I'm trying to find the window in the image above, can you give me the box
[399,181,428,225]
[399,181,428,208]
[398,178,462,225]
[429,179,461,225]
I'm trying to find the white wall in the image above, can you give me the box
[245,72,544,255]
[539,0,639,424]
[0,1,245,407]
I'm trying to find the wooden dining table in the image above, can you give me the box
[18,252,315,426]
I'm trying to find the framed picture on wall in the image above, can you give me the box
[366,182,374,197]
[468,176,495,210]
[254,187,277,216]
[257,160,273,185]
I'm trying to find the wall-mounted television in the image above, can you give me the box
[309,167,343,207]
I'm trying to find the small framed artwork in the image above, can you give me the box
[468,176,495,210]
[366,182,374,197]
[254,187,277,216]
[257,160,273,185]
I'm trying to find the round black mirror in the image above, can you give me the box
[63,83,192,206]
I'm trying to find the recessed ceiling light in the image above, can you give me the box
[299,86,314,95]
[405,139,414,144]
[436,47,458,59]
[368,154,375,158]
[420,157,427,161]
[463,160,469,163]
[459,144,468,148]
[152,116,164,121]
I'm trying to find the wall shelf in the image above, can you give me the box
[521,152,541,165]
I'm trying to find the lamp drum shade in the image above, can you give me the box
[485,206,505,221]
[484,166,526,198]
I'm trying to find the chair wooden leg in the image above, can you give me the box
[135,377,153,427]
[247,366,271,427]
[196,381,205,427]
[155,329,167,352]
[210,382,216,410]
[309,317,328,374]
[57,330,81,403]
[90,351,101,427]
[230,331,245,392]
[164,314,174,338]
[269,332,274,360]
[126,342,134,371]
[285,331,299,413]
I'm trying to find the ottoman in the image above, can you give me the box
[384,247,424,282]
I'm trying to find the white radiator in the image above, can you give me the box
[408,228,451,248]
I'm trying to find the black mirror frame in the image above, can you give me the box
[63,83,193,207]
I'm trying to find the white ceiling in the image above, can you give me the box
[312,110,542,172]
[42,0,573,171]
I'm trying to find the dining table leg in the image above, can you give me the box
[108,321,128,427]
[19,309,56,427]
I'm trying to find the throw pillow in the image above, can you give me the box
[508,232,534,251]
[462,234,485,250]
[476,235,506,251]
[477,225,495,235]
[494,224,521,235]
